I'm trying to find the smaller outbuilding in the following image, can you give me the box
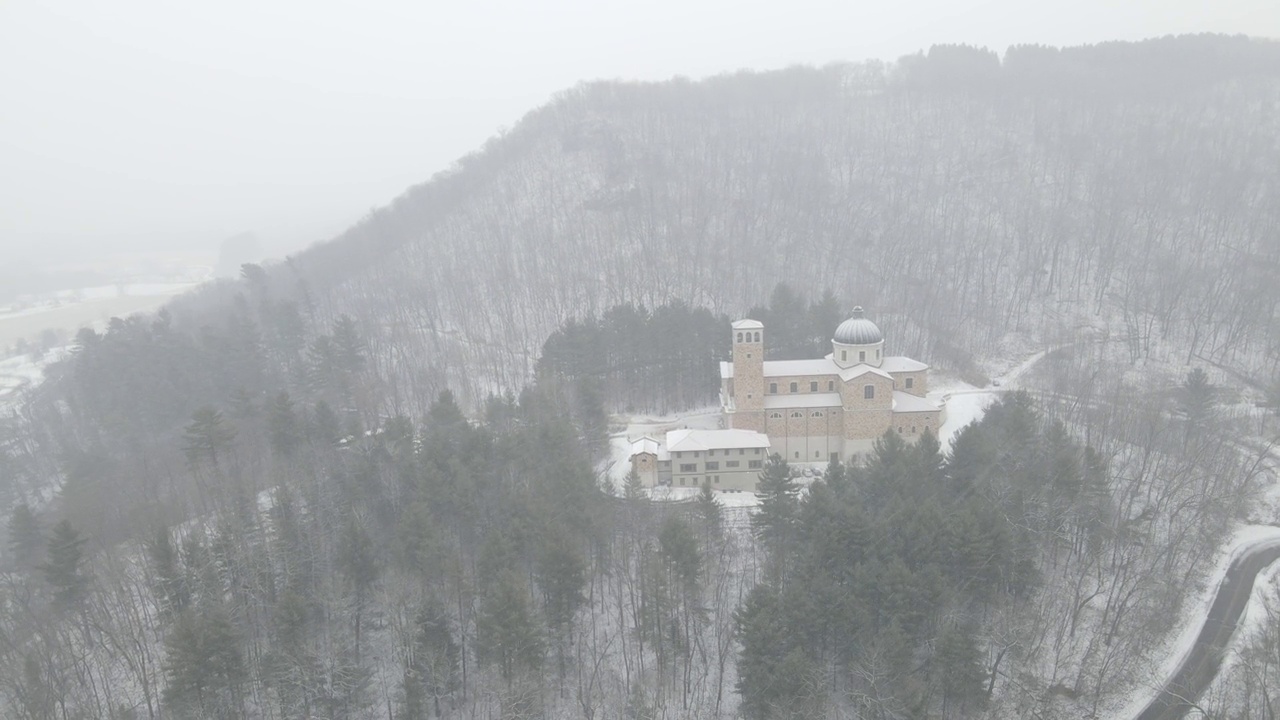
[628,428,771,492]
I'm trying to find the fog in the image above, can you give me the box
[1,0,1276,276]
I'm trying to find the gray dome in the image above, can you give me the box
[833,307,883,345]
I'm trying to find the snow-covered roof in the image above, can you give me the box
[763,358,839,377]
[838,364,894,382]
[666,428,770,453]
[720,357,895,382]
[629,436,662,456]
[764,392,843,409]
[881,356,929,373]
[732,319,764,330]
[891,390,940,414]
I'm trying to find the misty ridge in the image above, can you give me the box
[2,33,1280,720]
[153,34,1280,414]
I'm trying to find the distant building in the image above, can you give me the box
[628,308,944,492]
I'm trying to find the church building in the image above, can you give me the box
[720,307,943,462]
[628,308,944,491]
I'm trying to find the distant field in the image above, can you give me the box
[0,292,182,352]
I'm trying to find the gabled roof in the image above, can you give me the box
[891,391,941,413]
[838,364,894,382]
[666,428,770,453]
[629,436,662,456]
[731,319,764,330]
[629,435,670,461]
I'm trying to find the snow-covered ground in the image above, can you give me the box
[0,348,70,409]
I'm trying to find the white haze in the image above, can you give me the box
[1,0,1277,270]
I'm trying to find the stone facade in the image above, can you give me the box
[728,320,765,432]
[719,310,944,464]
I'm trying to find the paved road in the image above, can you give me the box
[1134,540,1280,720]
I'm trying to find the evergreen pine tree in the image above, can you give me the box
[42,518,88,612]
[475,570,544,688]
[753,454,798,577]
[8,502,43,571]
[267,391,303,458]
[146,526,189,616]
[695,478,722,546]
[337,516,380,660]
[182,405,237,471]
[163,607,246,717]
[933,623,988,715]
[310,400,342,443]
[403,601,461,717]
[1179,367,1216,440]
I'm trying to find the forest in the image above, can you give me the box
[1,33,1279,719]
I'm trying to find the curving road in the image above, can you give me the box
[1134,539,1280,720]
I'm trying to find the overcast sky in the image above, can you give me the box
[2,0,1278,269]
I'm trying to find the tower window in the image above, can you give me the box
[789,382,798,393]
[864,385,875,399]
[841,350,847,362]
[737,332,743,343]
[754,332,760,342]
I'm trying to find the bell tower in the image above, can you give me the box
[730,319,765,432]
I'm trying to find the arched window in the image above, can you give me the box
[864,385,875,399]
[811,411,824,418]
[859,350,866,363]
[754,332,760,342]
[769,412,783,419]
[737,332,743,343]
[790,411,804,418]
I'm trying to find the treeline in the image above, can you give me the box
[534,286,850,415]
[738,393,1110,718]
[536,301,725,414]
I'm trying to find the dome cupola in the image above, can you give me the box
[832,307,885,368]
[833,307,883,345]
